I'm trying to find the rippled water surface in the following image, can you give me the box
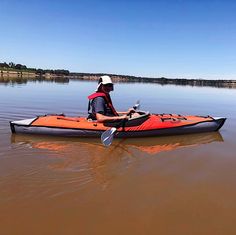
[1,79,236,235]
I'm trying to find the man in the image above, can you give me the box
[88,75,134,122]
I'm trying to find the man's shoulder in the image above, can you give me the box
[92,96,106,105]
[93,96,105,101]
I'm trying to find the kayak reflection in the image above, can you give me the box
[11,133,224,191]
[120,132,223,155]
[11,132,223,157]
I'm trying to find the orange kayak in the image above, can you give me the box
[10,112,226,138]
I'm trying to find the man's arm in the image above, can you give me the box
[96,113,127,123]
[92,97,128,122]
[117,108,136,115]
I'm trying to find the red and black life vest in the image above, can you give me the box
[87,92,119,118]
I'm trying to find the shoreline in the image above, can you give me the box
[1,69,236,88]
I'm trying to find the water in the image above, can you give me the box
[0,79,236,235]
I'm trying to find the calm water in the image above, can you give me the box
[1,79,236,235]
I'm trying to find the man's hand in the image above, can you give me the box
[127,108,136,114]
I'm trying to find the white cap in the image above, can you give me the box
[95,75,113,91]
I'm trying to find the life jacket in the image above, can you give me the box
[87,92,119,118]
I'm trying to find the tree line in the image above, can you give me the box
[0,62,70,75]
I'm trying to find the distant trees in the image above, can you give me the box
[54,70,70,76]
[0,62,70,76]
[9,62,15,68]
[0,62,10,68]
[37,69,70,75]
[0,62,27,70]
[36,69,45,75]
[15,64,27,70]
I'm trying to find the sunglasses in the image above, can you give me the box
[104,84,114,87]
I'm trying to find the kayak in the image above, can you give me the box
[10,111,226,138]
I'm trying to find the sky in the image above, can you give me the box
[0,0,236,79]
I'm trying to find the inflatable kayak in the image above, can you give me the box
[10,111,226,138]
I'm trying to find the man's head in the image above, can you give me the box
[96,75,114,93]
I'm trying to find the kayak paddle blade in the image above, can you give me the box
[101,127,117,146]
[133,100,140,110]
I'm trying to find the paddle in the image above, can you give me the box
[101,101,140,146]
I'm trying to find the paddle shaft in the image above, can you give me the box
[101,101,140,146]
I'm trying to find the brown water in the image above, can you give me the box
[0,79,236,235]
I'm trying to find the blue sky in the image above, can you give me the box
[1,0,236,79]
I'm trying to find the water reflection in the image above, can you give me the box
[1,76,236,89]
[5,131,224,200]
[11,133,223,175]
[0,76,69,85]
[11,132,223,157]
[120,132,223,154]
